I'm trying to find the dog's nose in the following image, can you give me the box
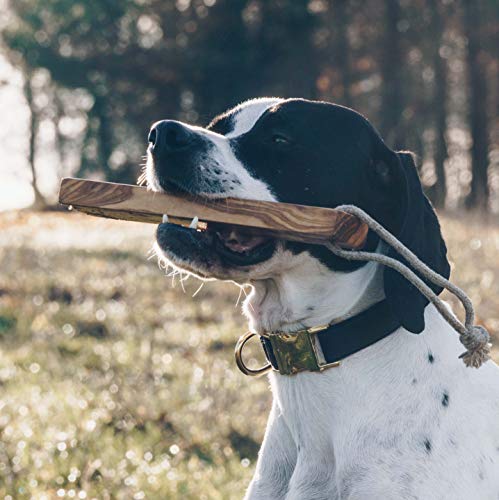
[148,120,194,153]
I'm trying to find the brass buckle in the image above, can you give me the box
[234,332,272,377]
[267,325,341,375]
[235,326,341,377]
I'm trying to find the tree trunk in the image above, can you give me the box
[94,96,115,181]
[463,0,490,210]
[23,72,47,210]
[333,1,352,108]
[379,0,406,149]
[429,0,448,208]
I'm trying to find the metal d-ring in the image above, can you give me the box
[234,331,272,377]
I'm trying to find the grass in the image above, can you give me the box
[0,210,498,499]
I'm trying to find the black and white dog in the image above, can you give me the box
[146,98,499,499]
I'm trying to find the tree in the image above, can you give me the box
[1,0,496,211]
[429,0,449,208]
[463,0,490,209]
[379,0,406,149]
[23,69,48,209]
[328,0,353,107]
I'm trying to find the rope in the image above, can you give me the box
[325,205,491,368]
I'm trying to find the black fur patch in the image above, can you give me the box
[207,112,236,135]
[441,392,449,407]
[424,439,432,453]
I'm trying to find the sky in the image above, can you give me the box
[0,53,35,210]
[0,53,63,211]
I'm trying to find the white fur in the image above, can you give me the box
[149,99,499,499]
[225,97,283,138]
[145,153,163,193]
[192,123,277,201]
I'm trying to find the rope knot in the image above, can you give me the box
[458,325,491,368]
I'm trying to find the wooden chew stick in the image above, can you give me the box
[59,177,368,249]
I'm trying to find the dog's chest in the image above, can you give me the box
[269,310,499,499]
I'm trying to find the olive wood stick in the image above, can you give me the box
[58,177,368,249]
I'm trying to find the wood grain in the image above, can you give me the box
[59,178,368,249]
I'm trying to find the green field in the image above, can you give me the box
[1,210,498,499]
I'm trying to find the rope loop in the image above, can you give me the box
[326,205,491,368]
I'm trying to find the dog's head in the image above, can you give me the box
[146,98,449,333]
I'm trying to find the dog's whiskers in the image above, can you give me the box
[137,171,148,187]
[146,247,157,261]
[235,284,252,309]
[170,272,178,288]
[235,286,244,308]
[179,272,188,293]
[192,282,204,297]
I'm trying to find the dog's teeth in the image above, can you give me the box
[189,216,199,229]
[162,214,169,223]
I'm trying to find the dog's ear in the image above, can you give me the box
[382,151,450,333]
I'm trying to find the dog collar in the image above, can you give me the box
[235,300,401,376]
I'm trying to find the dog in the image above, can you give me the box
[145,98,499,499]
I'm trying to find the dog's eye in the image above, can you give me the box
[271,134,291,145]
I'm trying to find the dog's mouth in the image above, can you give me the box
[210,224,275,265]
[156,218,276,269]
[154,180,277,270]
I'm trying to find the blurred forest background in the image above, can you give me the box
[0,0,498,211]
[0,1,499,499]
